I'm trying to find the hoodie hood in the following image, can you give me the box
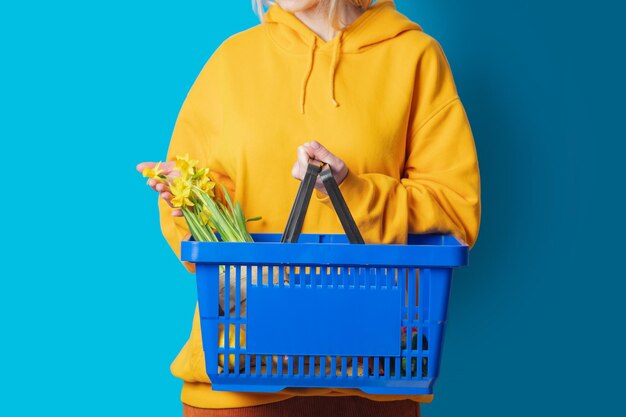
[263,0,422,114]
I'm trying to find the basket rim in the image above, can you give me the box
[181,233,469,268]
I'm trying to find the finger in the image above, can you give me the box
[296,145,311,177]
[302,143,318,158]
[138,161,177,175]
[155,182,168,192]
[172,209,183,217]
[298,145,314,164]
[160,161,176,174]
[308,141,348,183]
[291,160,300,180]
[137,162,156,173]
[308,141,340,166]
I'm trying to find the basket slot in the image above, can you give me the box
[234,325,240,375]
[357,357,366,377]
[418,268,429,321]
[351,269,357,286]
[408,268,417,324]
[276,354,283,375]
[394,354,401,379]
[303,356,310,376]
[235,266,241,318]
[224,323,230,374]
[383,357,390,379]
[245,352,251,375]
[372,356,379,378]
[217,323,224,374]
[287,355,294,376]
[417,268,430,380]
[224,266,231,318]
[406,268,417,378]
[418,327,429,378]
[329,356,336,377]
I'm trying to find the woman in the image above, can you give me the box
[138,0,481,415]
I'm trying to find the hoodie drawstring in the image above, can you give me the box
[329,30,343,108]
[300,31,344,114]
[300,36,317,115]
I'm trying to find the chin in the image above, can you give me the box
[275,0,321,13]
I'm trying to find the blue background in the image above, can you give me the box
[1,0,623,416]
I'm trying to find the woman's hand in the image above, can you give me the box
[136,161,183,217]
[291,141,349,195]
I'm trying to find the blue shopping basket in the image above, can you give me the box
[181,162,469,395]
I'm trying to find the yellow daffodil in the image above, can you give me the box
[199,210,213,227]
[142,162,164,182]
[175,153,198,180]
[170,177,194,208]
[196,171,216,197]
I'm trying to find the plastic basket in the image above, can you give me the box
[181,232,468,394]
[180,162,469,394]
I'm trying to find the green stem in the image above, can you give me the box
[193,187,244,242]
[194,205,218,242]
[183,206,215,242]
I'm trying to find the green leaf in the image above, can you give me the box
[182,208,209,241]
[193,188,241,241]
[234,202,252,242]
[221,184,236,215]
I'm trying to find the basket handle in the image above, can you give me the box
[281,161,364,244]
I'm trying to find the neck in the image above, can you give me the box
[295,3,365,42]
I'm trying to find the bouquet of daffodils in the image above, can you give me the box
[141,154,260,243]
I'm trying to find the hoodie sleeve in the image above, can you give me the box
[158,49,228,273]
[317,37,481,248]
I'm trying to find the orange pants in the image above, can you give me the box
[183,396,420,417]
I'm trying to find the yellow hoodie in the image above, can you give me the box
[159,0,481,409]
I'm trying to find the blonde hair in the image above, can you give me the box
[252,0,374,30]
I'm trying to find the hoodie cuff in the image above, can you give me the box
[315,170,368,209]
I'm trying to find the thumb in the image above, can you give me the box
[137,162,156,173]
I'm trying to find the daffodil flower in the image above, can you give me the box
[175,153,199,180]
[199,210,213,227]
[170,177,194,208]
[142,162,165,183]
[196,172,216,197]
